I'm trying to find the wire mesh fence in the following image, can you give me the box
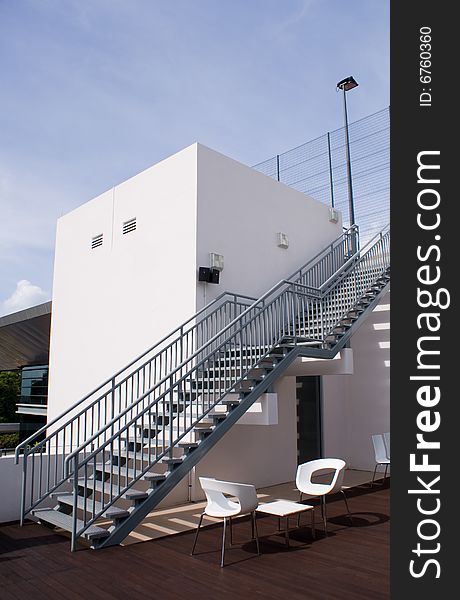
[253,107,390,244]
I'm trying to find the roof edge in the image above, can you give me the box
[0,301,52,328]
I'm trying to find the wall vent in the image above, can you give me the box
[123,217,137,235]
[91,234,103,249]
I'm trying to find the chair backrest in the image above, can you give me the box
[199,477,258,514]
[383,432,390,459]
[296,458,347,495]
[372,434,387,463]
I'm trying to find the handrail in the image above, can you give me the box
[284,224,358,283]
[318,224,389,294]
[16,224,360,524]
[65,224,385,470]
[14,293,254,522]
[65,226,389,542]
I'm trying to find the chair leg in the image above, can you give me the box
[322,496,327,535]
[341,490,353,525]
[252,512,260,556]
[229,516,233,546]
[221,517,227,568]
[297,489,304,527]
[311,507,315,539]
[371,463,379,486]
[191,513,204,555]
[383,464,389,483]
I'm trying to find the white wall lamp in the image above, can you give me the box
[329,208,339,223]
[210,252,224,271]
[277,232,289,249]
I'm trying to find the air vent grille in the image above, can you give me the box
[91,234,103,249]
[123,218,136,235]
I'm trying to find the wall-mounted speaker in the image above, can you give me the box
[209,268,220,284]
[198,267,211,282]
[198,267,220,284]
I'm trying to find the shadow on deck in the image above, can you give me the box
[0,480,389,600]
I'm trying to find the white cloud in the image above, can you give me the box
[1,280,50,316]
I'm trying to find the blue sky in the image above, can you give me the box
[0,0,389,314]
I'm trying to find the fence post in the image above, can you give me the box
[327,132,334,208]
[276,154,280,182]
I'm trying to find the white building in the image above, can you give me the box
[6,143,390,545]
[49,143,343,419]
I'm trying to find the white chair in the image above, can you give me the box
[383,432,390,460]
[372,433,390,485]
[295,458,352,534]
[191,477,260,567]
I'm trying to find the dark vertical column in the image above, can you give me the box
[392,2,454,597]
[296,376,322,462]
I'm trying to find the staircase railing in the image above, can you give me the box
[13,291,254,522]
[15,225,359,522]
[65,225,388,543]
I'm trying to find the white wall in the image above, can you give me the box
[0,456,22,522]
[195,143,342,307]
[49,142,342,421]
[322,291,390,470]
[48,145,198,420]
[0,455,60,523]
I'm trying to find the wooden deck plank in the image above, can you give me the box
[0,484,389,599]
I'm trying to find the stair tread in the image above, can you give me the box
[122,431,189,443]
[110,448,166,461]
[110,444,183,458]
[208,412,227,419]
[221,398,241,405]
[55,494,129,519]
[77,477,149,499]
[212,358,275,366]
[33,508,110,540]
[94,462,167,481]
[200,366,268,373]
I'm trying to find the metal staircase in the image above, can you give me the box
[15,224,390,550]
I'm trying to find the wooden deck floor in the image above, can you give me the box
[0,483,389,600]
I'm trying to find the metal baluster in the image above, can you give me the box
[62,426,66,480]
[39,445,43,500]
[47,436,51,496]
[20,450,27,525]
[71,454,79,552]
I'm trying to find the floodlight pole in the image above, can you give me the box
[341,85,356,228]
